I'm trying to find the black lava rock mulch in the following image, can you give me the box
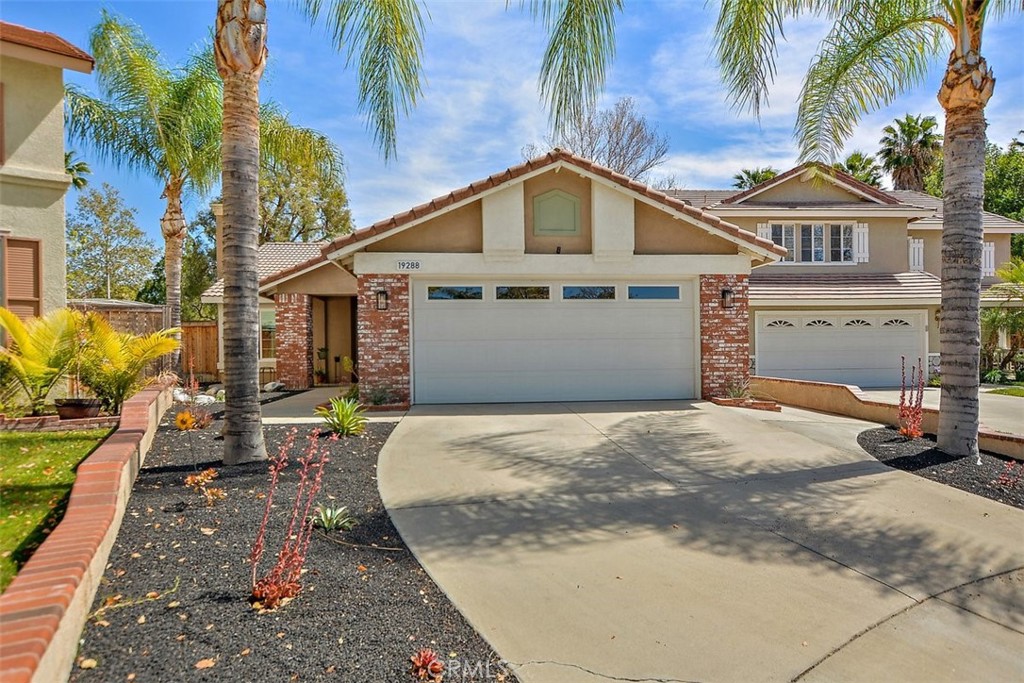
[70,417,514,682]
[858,427,1024,510]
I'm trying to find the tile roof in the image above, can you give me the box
[665,190,736,208]
[0,21,93,65]
[320,149,787,259]
[721,162,903,206]
[202,242,326,299]
[892,190,1024,230]
[749,271,942,301]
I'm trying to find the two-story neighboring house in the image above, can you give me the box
[203,152,1023,399]
[0,22,93,319]
[672,163,1022,387]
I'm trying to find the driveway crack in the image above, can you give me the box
[509,658,702,682]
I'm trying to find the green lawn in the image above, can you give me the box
[988,386,1024,397]
[0,429,111,593]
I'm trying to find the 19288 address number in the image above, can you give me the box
[396,260,422,271]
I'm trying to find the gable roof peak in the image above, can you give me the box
[722,161,901,206]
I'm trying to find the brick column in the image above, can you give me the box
[275,293,313,389]
[356,275,410,404]
[699,274,749,399]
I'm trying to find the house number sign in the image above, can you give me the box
[396,260,422,271]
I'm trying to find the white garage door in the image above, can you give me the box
[756,311,927,388]
[412,281,696,404]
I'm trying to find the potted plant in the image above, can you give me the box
[54,312,102,419]
[315,347,329,384]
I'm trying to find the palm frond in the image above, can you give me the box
[796,1,943,162]
[260,103,345,180]
[65,85,160,175]
[298,0,426,160]
[523,0,621,138]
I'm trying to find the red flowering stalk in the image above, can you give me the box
[410,648,445,681]
[898,356,925,439]
[250,429,331,609]
[250,428,297,590]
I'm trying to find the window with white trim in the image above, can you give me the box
[770,224,796,262]
[763,222,858,263]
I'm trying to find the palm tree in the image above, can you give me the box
[878,114,943,191]
[714,1,1021,458]
[64,151,91,189]
[833,151,883,187]
[212,0,619,464]
[66,11,341,375]
[732,167,779,189]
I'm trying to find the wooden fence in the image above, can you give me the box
[68,299,173,375]
[181,322,219,380]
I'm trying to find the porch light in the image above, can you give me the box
[721,288,735,309]
[376,289,389,311]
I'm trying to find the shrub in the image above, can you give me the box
[315,397,367,436]
[365,385,398,406]
[308,504,357,532]
[0,308,78,415]
[723,380,750,399]
[898,356,925,439]
[984,368,1008,385]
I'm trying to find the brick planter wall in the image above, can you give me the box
[357,275,411,404]
[275,293,313,389]
[699,274,750,399]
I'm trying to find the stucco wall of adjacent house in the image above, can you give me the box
[524,169,593,254]
[634,201,737,255]
[729,216,910,274]
[0,54,71,314]
[274,262,358,295]
[909,230,1013,283]
[368,201,483,253]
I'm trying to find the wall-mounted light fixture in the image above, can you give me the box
[721,288,735,309]
[376,290,389,311]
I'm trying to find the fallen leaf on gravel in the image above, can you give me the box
[239,648,251,657]
[200,527,216,536]
[176,635,186,642]
[325,665,336,673]
[137,616,146,624]
[130,553,141,559]
[146,591,159,598]
[357,565,367,572]
[80,659,98,669]
[195,658,215,669]
[276,632,285,638]
[127,674,136,681]
[95,620,110,628]
[167,601,180,609]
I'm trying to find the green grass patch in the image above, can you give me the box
[0,429,111,593]
[988,386,1024,397]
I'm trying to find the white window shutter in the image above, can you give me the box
[757,223,771,241]
[982,242,995,276]
[854,223,869,263]
[908,238,925,272]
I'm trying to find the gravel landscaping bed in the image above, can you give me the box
[858,427,1024,510]
[70,414,514,682]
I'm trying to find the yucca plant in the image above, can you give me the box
[314,397,367,436]
[80,313,179,414]
[0,307,78,415]
[308,504,357,532]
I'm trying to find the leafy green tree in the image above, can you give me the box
[833,151,883,187]
[878,114,942,191]
[714,0,1021,457]
[136,209,218,321]
[732,167,779,190]
[64,151,91,190]
[213,0,620,464]
[66,183,158,300]
[260,154,352,243]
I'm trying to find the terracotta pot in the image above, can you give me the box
[54,398,103,419]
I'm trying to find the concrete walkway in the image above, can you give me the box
[858,386,1022,436]
[260,387,404,424]
[378,401,1024,682]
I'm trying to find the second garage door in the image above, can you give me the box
[412,281,696,404]
[755,311,927,388]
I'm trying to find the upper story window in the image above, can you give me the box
[763,222,860,264]
[533,190,580,236]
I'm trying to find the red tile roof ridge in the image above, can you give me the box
[722,162,902,206]
[0,21,94,65]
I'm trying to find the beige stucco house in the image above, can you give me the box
[0,21,93,318]
[203,153,1023,398]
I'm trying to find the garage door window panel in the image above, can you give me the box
[497,286,550,300]
[628,285,680,300]
[563,285,616,300]
[427,286,484,301]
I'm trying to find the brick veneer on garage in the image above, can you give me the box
[357,275,410,404]
[699,274,750,399]
[275,293,313,389]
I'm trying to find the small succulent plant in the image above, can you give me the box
[410,648,444,682]
[309,504,357,532]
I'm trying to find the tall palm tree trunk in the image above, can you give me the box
[216,0,268,464]
[936,39,994,459]
[160,179,186,370]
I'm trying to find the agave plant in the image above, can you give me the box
[80,313,179,414]
[314,396,367,436]
[0,307,79,415]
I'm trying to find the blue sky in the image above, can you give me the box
[3,1,1022,245]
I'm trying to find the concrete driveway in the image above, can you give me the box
[378,401,1024,682]
[857,386,1022,435]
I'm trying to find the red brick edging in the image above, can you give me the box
[0,415,120,432]
[0,381,174,683]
